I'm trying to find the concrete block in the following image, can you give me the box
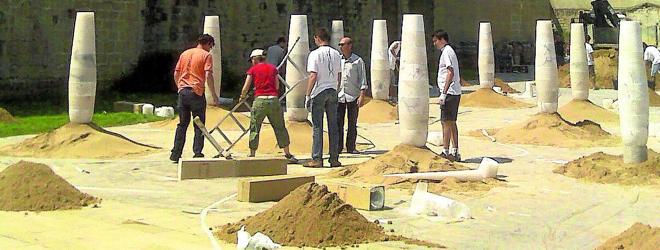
[178,157,287,180]
[324,182,385,210]
[238,175,315,202]
[113,101,135,112]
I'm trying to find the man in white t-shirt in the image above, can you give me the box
[433,29,462,162]
[643,43,660,84]
[304,27,342,168]
[586,35,596,88]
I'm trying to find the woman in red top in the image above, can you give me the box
[240,49,297,163]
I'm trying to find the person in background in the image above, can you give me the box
[388,41,401,102]
[239,49,297,163]
[585,35,596,89]
[170,34,220,162]
[303,28,342,168]
[643,42,660,86]
[555,33,566,66]
[266,37,288,98]
[336,36,367,154]
[432,29,462,162]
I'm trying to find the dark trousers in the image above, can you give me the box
[171,88,206,158]
[337,100,358,152]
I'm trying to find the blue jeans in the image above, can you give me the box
[311,88,339,162]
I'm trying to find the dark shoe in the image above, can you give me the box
[285,154,299,164]
[169,154,180,163]
[329,160,342,168]
[193,153,205,158]
[346,149,360,154]
[303,160,323,168]
[439,152,451,160]
[451,153,461,162]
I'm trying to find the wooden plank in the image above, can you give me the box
[178,157,287,180]
[238,175,315,202]
[324,182,385,210]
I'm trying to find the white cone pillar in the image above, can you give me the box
[618,21,649,163]
[478,22,495,89]
[285,15,310,121]
[203,16,222,104]
[370,20,390,100]
[68,12,96,124]
[570,23,589,100]
[398,14,429,147]
[535,20,559,113]
[331,20,344,51]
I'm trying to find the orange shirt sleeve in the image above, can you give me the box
[204,54,213,72]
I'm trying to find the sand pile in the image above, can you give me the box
[460,78,473,86]
[0,107,15,123]
[594,49,618,89]
[328,144,504,195]
[0,123,158,159]
[650,89,660,107]
[151,106,250,131]
[558,100,618,123]
[553,150,659,185]
[558,64,572,88]
[596,223,659,250]
[461,88,532,108]
[473,113,617,147]
[494,78,520,93]
[358,98,398,123]
[329,144,468,185]
[0,161,98,211]
[232,120,328,155]
[215,183,443,248]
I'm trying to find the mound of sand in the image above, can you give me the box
[558,64,571,88]
[151,106,250,131]
[358,98,397,123]
[0,107,14,123]
[0,123,158,159]
[596,223,659,250]
[232,120,328,155]
[553,150,659,185]
[0,161,99,211]
[558,99,618,123]
[593,49,618,89]
[461,88,532,109]
[472,113,617,147]
[215,183,443,248]
[495,78,520,93]
[328,144,504,195]
[650,89,660,107]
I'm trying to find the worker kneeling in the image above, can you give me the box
[240,49,298,164]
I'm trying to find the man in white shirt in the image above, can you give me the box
[433,29,462,162]
[388,41,401,101]
[304,28,342,168]
[643,43,660,84]
[585,35,596,88]
[337,36,367,154]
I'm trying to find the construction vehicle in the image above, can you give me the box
[573,0,627,48]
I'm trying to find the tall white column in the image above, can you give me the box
[398,14,429,147]
[68,12,96,124]
[570,23,589,100]
[331,20,344,51]
[203,16,222,103]
[535,20,559,113]
[370,20,390,100]
[618,21,649,163]
[285,15,310,121]
[478,22,495,89]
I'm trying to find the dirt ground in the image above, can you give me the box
[0,85,658,249]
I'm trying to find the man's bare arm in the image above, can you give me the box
[206,71,219,104]
[443,66,454,94]
[306,72,318,96]
[239,75,252,101]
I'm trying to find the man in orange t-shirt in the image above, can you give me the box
[170,34,220,162]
